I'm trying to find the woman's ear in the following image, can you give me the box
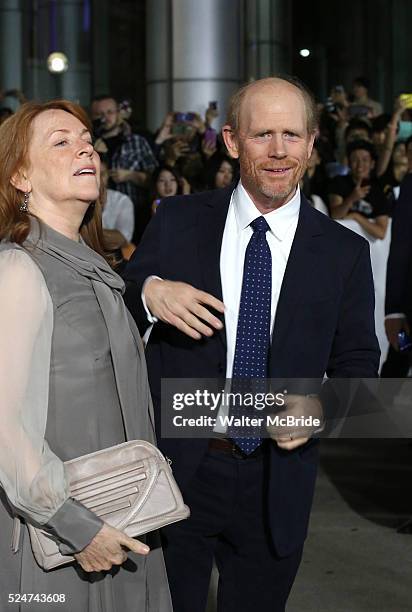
[10,170,31,194]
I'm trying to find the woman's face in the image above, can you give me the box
[215,160,233,189]
[156,170,178,198]
[22,109,100,214]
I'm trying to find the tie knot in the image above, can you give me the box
[251,216,270,234]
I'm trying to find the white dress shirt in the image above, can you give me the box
[221,181,301,378]
[142,182,301,360]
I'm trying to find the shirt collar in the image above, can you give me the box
[233,180,301,241]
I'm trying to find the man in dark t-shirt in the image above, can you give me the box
[329,139,390,239]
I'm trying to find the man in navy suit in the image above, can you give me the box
[125,77,379,612]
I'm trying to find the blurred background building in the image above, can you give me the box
[1,0,412,129]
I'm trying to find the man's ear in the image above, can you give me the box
[306,133,316,159]
[221,125,240,159]
[10,170,31,194]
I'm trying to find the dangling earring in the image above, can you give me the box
[19,192,29,213]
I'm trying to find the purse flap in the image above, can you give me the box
[65,440,163,529]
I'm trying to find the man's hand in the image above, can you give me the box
[266,394,323,451]
[385,317,410,350]
[205,106,219,126]
[351,181,370,202]
[74,523,149,573]
[144,279,225,340]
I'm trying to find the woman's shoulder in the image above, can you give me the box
[0,244,49,296]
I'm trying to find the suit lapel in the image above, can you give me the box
[197,186,232,352]
[270,197,324,361]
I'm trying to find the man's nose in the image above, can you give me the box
[268,134,287,157]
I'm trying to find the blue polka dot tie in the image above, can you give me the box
[229,216,272,454]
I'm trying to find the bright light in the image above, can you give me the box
[47,52,69,74]
[299,48,310,58]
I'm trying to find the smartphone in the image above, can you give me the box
[209,101,218,110]
[398,330,412,352]
[203,128,217,149]
[400,93,412,109]
[175,112,195,123]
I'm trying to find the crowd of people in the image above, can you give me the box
[3,76,409,260]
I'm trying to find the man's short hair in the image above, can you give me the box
[347,139,377,161]
[226,75,318,135]
[353,76,370,90]
[345,118,372,141]
[91,94,118,105]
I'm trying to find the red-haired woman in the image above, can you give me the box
[0,101,172,611]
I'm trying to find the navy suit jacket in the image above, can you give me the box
[125,185,379,556]
[385,173,412,319]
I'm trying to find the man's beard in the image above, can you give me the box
[255,163,305,202]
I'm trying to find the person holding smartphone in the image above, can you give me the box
[329,139,390,239]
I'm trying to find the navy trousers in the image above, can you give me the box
[161,444,303,612]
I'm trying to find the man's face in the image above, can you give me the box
[349,149,374,182]
[92,98,119,131]
[353,83,367,99]
[223,82,314,211]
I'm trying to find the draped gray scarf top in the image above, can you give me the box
[25,219,156,444]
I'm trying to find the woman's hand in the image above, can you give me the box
[155,112,174,145]
[164,139,190,165]
[74,523,149,572]
[201,138,217,159]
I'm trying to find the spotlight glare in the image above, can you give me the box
[299,48,310,58]
[47,52,69,74]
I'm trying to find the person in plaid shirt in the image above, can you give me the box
[92,95,157,243]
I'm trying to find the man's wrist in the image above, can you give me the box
[142,276,163,323]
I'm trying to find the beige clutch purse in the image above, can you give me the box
[26,440,190,570]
